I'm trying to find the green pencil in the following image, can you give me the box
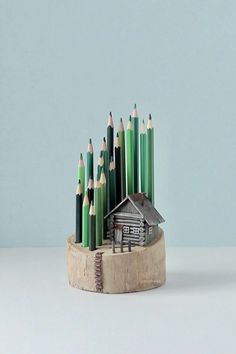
[126,116,134,195]
[118,118,126,199]
[101,137,109,213]
[107,112,114,163]
[109,158,116,210]
[87,138,94,183]
[146,114,154,204]
[100,170,107,238]
[77,153,85,197]
[89,202,96,251]
[97,153,104,181]
[140,119,146,193]
[115,134,121,205]
[132,104,139,193]
[95,179,102,246]
[82,193,89,247]
[107,113,113,212]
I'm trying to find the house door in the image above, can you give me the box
[114,224,123,243]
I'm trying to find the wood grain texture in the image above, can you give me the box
[66,227,166,293]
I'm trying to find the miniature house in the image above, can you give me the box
[105,193,165,246]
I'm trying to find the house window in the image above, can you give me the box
[130,227,140,235]
[123,226,129,233]
[149,227,152,235]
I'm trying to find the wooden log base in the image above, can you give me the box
[66,227,166,294]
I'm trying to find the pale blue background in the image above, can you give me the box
[1,0,235,246]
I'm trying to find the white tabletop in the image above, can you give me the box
[0,247,235,354]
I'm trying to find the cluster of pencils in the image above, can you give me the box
[75,104,155,250]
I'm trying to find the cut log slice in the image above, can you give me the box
[66,227,166,294]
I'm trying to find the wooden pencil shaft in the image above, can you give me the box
[109,165,116,210]
[140,132,146,193]
[107,120,113,212]
[75,193,83,243]
[118,128,126,199]
[102,149,109,214]
[115,145,121,205]
[100,186,104,243]
[97,164,103,181]
[78,165,85,197]
[89,214,96,251]
[126,125,134,195]
[87,151,94,183]
[95,186,102,246]
[88,187,94,204]
[100,175,107,236]
[146,127,154,203]
[82,203,89,247]
[132,117,139,193]
[107,125,114,162]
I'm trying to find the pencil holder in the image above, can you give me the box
[66,226,165,294]
[69,105,166,294]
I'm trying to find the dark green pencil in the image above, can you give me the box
[87,178,94,204]
[107,112,114,166]
[87,138,94,183]
[75,180,83,243]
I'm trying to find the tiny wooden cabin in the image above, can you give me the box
[105,193,165,246]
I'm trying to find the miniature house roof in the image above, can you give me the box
[105,193,165,226]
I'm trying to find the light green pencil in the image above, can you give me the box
[126,116,134,195]
[146,114,154,204]
[109,158,116,210]
[77,153,85,197]
[82,193,89,247]
[95,179,102,246]
[100,170,106,238]
[97,153,104,181]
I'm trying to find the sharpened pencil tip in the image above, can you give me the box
[107,113,114,127]
[149,114,152,119]
[89,138,92,144]
[80,153,83,160]
[103,137,106,142]
[129,115,132,121]
[134,103,137,109]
